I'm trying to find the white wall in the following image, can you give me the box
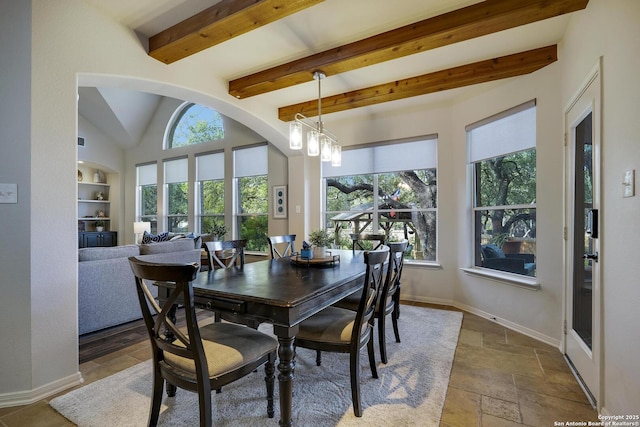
[560,0,640,415]
[0,0,33,397]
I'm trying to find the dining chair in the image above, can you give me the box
[350,233,386,251]
[202,239,259,328]
[294,246,390,417]
[267,234,296,259]
[128,257,277,427]
[203,239,246,270]
[334,239,408,364]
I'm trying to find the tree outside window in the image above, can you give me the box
[167,103,224,149]
[323,138,437,261]
[237,175,268,252]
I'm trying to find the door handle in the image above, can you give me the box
[582,252,599,262]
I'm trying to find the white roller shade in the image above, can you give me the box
[137,163,156,186]
[164,157,188,183]
[234,145,267,177]
[323,137,437,177]
[467,101,536,163]
[196,152,224,181]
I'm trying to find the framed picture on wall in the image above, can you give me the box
[273,185,287,218]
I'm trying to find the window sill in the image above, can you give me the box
[460,267,540,290]
[405,260,442,270]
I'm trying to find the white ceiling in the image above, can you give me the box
[78,0,575,148]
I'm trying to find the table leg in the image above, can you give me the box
[275,328,296,427]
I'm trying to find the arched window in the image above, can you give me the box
[166,103,224,149]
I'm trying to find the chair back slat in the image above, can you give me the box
[379,240,409,310]
[128,257,205,368]
[204,239,246,269]
[353,247,389,345]
[350,233,386,251]
[267,234,296,259]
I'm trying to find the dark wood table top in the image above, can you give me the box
[189,249,366,329]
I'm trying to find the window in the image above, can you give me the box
[166,103,224,149]
[467,100,537,277]
[234,145,268,252]
[196,152,225,234]
[323,137,438,262]
[136,163,157,234]
[164,157,189,233]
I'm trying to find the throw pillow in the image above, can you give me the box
[141,231,171,244]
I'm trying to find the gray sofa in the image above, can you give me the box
[78,238,202,335]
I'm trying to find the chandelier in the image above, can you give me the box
[289,71,341,166]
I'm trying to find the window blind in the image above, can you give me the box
[234,144,267,177]
[467,100,536,163]
[164,157,188,184]
[137,163,157,186]
[323,137,437,178]
[196,151,224,181]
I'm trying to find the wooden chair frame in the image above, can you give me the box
[294,247,389,417]
[267,234,296,259]
[128,257,276,427]
[350,233,386,251]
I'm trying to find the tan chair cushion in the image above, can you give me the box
[164,323,277,378]
[296,306,356,344]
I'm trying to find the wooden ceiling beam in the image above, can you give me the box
[278,45,557,121]
[231,0,587,99]
[149,0,324,64]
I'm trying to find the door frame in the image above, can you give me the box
[563,58,603,410]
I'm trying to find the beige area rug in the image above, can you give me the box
[51,306,462,426]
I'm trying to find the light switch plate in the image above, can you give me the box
[0,183,18,203]
[623,169,635,198]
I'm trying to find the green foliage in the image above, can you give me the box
[210,222,229,239]
[141,184,157,216]
[169,104,224,148]
[309,229,332,247]
[200,180,224,214]
[239,215,268,252]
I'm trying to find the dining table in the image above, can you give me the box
[156,249,367,427]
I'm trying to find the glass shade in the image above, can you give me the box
[331,144,342,166]
[320,135,332,162]
[307,130,320,156]
[289,121,303,150]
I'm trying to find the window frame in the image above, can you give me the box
[163,157,189,233]
[136,162,158,234]
[233,145,269,253]
[195,151,225,235]
[165,102,224,150]
[466,100,538,283]
[322,136,438,264]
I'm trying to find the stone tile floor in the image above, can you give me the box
[0,304,598,426]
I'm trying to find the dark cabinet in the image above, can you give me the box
[79,231,117,248]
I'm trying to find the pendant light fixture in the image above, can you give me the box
[289,71,341,166]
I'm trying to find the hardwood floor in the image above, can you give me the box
[0,303,598,426]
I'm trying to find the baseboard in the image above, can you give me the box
[401,295,560,349]
[0,371,83,408]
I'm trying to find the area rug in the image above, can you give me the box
[51,306,462,426]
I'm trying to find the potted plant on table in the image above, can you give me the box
[95,220,104,232]
[309,229,333,259]
[210,223,229,241]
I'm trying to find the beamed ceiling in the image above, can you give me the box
[79,0,589,148]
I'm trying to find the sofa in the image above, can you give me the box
[481,243,536,276]
[78,238,202,335]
